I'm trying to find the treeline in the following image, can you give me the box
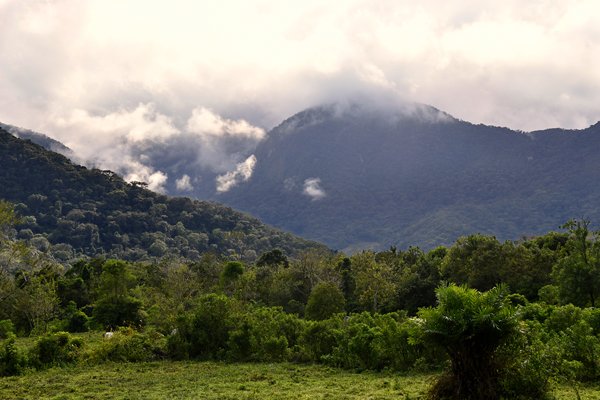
[3,197,600,396]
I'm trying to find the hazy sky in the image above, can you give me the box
[1,0,599,189]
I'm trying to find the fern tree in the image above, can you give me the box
[417,284,518,400]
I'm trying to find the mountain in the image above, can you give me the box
[210,103,600,251]
[0,122,73,156]
[0,126,325,263]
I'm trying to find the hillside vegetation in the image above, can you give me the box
[0,127,324,263]
[216,104,600,251]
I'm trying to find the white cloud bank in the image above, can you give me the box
[1,0,600,179]
[47,103,264,193]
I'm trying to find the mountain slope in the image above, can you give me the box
[0,127,325,262]
[0,122,73,156]
[214,103,600,251]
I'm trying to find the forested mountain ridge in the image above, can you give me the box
[0,127,325,263]
[216,103,600,251]
[0,122,73,156]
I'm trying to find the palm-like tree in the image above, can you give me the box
[417,284,517,400]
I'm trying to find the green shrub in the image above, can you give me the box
[168,294,235,360]
[300,319,342,362]
[499,321,560,400]
[0,319,15,339]
[227,306,303,362]
[67,310,90,333]
[556,320,600,381]
[90,327,166,363]
[62,301,90,333]
[545,304,583,333]
[0,334,28,376]
[30,332,82,368]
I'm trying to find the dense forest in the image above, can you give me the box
[2,125,600,398]
[0,127,324,263]
[215,104,600,252]
[2,189,600,398]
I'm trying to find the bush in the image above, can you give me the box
[300,319,342,362]
[89,328,166,363]
[62,301,90,333]
[319,312,429,372]
[30,332,82,368]
[0,320,15,339]
[0,334,28,376]
[168,294,235,360]
[67,310,90,333]
[545,304,583,333]
[499,321,560,400]
[242,307,302,362]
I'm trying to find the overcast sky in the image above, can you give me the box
[1,0,599,189]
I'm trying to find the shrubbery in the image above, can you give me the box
[166,295,431,370]
[29,332,83,368]
[0,319,15,339]
[89,327,166,363]
[0,334,28,376]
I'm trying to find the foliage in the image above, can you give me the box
[92,259,144,329]
[0,319,15,339]
[0,127,326,264]
[88,327,166,363]
[417,284,522,400]
[552,219,600,307]
[168,294,236,360]
[29,331,83,368]
[0,334,27,376]
[304,282,345,320]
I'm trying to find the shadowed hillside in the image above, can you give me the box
[215,103,600,251]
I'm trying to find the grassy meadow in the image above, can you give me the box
[1,361,599,400]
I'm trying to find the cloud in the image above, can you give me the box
[0,0,599,160]
[216,155,258,193]
[39,102,265,194]
[126,168,168,193]
[303,178,326,200]
[175,174,193,192]
[185,107,265,172]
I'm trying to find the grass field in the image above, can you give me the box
[1,361,600,400]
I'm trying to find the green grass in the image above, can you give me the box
[1,361,599,400]
[1,361,431,400]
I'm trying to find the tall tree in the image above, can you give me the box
[552,219,600,307]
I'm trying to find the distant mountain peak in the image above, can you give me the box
[271,102,457,140]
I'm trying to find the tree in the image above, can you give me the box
[93,260,143,329]
[552,219,600,307]
[395,246,443,314]
[352,251,396,313]
[417,284,519,399]
[220,261,244,296]
[256,249,289,268]
[305,282,345,320]
[337,257,357,311]
[440,234,505,291]
[12,274,59,334]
